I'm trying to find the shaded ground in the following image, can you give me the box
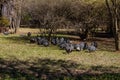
[0,58,120,80]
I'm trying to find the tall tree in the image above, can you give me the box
[105,0,120,50]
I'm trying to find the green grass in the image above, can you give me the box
[0,34,120,80]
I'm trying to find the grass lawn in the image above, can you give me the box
[0,28,120,80]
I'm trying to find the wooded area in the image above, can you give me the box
[0,0,120,79]
[2,0,119,50]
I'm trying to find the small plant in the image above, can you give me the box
[0,17,10,27]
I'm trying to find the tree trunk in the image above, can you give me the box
[105,0,114,35]
[114,7,120,50]
[48,29,53,41]
[113,0,120,50]
[114,21,119,50]
[0,4,3,17]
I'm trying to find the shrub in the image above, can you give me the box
[0,17,10,27]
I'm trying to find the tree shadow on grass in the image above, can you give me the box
[1,35,116,52]
[97,39,115,52]
[0,57,120,80]
[0,36,30,44]
[86,38,115,52]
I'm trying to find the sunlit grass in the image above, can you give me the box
[0,34,120,67]
[0,33,120,80]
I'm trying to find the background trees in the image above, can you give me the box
[0,0,120,50]
[22,0,107,37]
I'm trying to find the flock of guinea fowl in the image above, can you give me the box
[28,32,98,53]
